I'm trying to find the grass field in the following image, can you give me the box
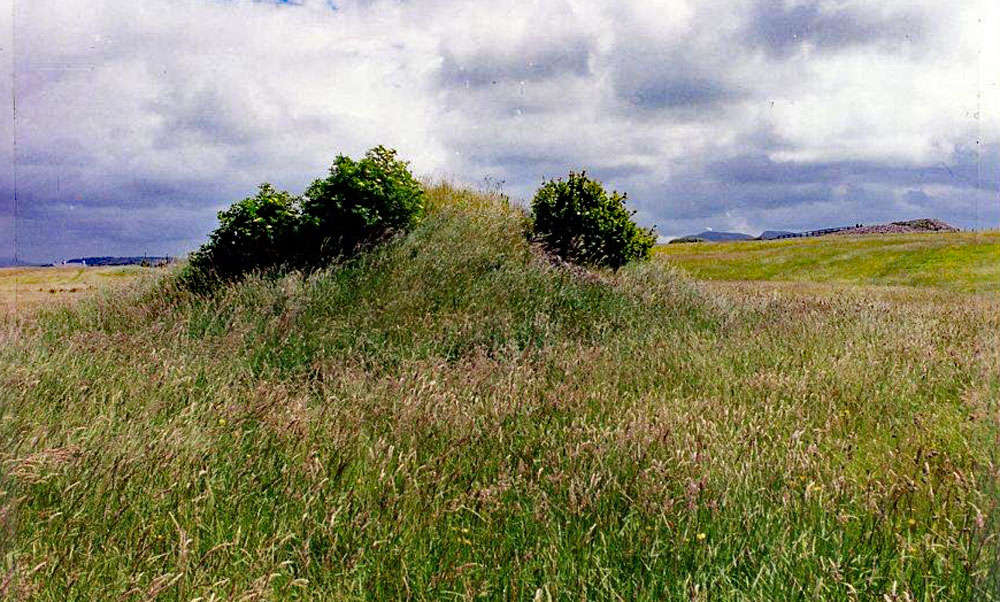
[1,186,999,600]
[0,266,154,316]
[656,231,1000,293]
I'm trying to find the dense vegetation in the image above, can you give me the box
[1,185,999,600]
[185,153,655,294]
[302,145,425,264]
[185,146,424,289]
[186,184,302,286]
[531,171,655,269]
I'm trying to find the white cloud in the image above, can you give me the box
[0,0,997,259]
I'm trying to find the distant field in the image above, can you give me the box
[656,230,1000,293]
[0,265,153,315]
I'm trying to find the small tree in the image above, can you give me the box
[531,171,655,269]
[301,145,424,263]
[185,183,301,287]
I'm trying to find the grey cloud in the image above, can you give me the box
[901,188,931,205]
[17,138,91,168]
[708,147,996,190]
[744,0,927,57]
[615,139,1000,238]
[157,86,264,147]
[652,182,995,240]
[625,175,835,223]
[439,40,592,89]
[620,75,740,110]
[709,144,1000,187]
[1,0,997,262]
[16,203,213,261]
[0,184,14,217]
[605,28,748,115]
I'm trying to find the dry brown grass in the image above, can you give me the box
[0,266,153,317]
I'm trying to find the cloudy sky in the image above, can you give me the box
[1,0,998,262]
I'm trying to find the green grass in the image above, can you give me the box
[656,231,1000,293]
[1,185,999,600]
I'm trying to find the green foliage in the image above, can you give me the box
[531,171,656,270]
[182,146,424,292]
[302,145,424,263]
[184,183,301,289]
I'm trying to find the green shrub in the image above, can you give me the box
[184,183,301,289]
[531,171,656,269]
[182,146,423,292]
[301,145,424,264]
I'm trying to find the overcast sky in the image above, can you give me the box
[1,0,998,262]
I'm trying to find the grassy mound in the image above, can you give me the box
[2,185,999,600]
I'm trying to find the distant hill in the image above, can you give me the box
[65,256,173,267]
[758,230,797,240]
[679,230,755,242]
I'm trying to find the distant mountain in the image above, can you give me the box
[758,230,797,240]
[65,256,173,266]
[681,230,755,242]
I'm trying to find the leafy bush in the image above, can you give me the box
[301,145,424,263]
[184,183,301,289]
[531,171,656,269]
[182,146,424,291]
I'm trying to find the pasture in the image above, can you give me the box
[0,266,152,316]
[1,188,998,600]
[656,230,1000,294]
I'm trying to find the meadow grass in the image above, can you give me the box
[655,231,1000,293]
[0,266,155,316]
[1,185,999,600]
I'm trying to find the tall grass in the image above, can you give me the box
[1,184,998,600]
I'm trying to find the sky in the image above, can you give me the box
[1,0,998,262]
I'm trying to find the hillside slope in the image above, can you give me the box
[2,185,999,600]
[656,230,1000,293]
